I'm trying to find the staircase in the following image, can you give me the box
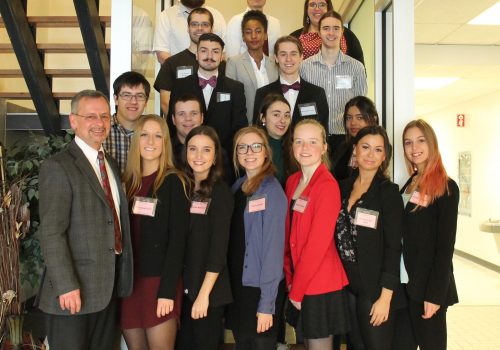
[0,0,111,134]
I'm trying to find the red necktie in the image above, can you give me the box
[199,75,217,89]
[97,151,122,254]
[281,81,301,93]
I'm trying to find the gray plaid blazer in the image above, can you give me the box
[38,140,133,315]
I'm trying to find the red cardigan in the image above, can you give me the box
[284,164,348,302]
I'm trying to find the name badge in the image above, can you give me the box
[354,208,379,229]
[293,196,309,213]
[190,199,211,215]
[176,66,193,79]
[409,191,429,207]
[298,102,318,117]
[217,92,231,102]
[335,75,353,89]
[132,196,158,217]
[248,195,266,213]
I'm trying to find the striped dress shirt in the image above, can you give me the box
[300,51,367,134]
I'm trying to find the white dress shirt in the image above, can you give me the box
[225,8,281,58]
[153,1,226,56]
[74,136,121,222]
[198,71,219,108]
[280,76,301,116]
[250,55,270,88]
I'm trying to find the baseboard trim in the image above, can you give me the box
[455,249,500,274]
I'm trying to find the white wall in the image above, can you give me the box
[421,91,500,266]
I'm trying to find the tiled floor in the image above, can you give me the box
[446,255,500,350]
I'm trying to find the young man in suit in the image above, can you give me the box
[226,10,279,123]
[38,90,133,349]
[168,33,248,156]
[104,71,150,174]
[253,35,329,132]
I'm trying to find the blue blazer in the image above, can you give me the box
[232,175,287,314]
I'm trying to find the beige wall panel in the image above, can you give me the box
[0,28,9,42]
[1,54,21,69]
[44,53,90,69]
[52,77,95,92]
[27,0,110,16]
[36,28,83,44]
[0,78,28,92]
[205,0,304,36]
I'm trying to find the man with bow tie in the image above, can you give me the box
[252,35,329,132]
[168,33,248,158]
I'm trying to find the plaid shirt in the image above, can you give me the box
[103,115,134,174]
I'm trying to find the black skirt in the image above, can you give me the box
[294,289,350,339]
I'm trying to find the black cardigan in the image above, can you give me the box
[339,172,403,302]
[134,173,190,300]
[183,180,234,308]
[401,178,459,306]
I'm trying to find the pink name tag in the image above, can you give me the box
[190,200,210,215]
[132,196,158,217]
[354,208,379,229]
[409,191,429,207]
[248,196,266,213]
[293,197,309,213]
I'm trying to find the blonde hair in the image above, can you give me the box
[233,126,276,195]
[293,119,331,169]
[123,114,189,200]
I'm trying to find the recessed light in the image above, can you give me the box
[415,77,459,90]
[469,2,500,25]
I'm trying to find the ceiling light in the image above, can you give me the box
[415,77,459,90]
[469,2,500,25]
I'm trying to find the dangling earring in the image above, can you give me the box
[306,17,310,25]
[213,159,217,165]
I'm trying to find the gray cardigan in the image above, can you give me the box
[232,175,287,314]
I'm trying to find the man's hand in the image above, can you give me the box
[59,289,81,314]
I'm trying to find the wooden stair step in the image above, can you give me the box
[0,16,111,28]
[0,69,92,77]
[0,92,75,100]
[0,43,110,53]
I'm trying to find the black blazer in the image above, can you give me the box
[135,173,190,300]
[252,78,329,132]
[184,180,234,308]
[168,73,248,154]
[401,177,459,306]
[331,138,354,181]
[290,26,365,65]
[339,172,403,302]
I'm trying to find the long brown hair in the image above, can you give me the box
[233,126,276,195]
[123,114,189,200]
[184,125,224,198]
[402,119,448,204]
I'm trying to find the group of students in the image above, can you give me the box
[115,87,458,350]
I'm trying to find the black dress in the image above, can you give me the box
[226,188,285,341]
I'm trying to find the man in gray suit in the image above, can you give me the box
[38,90,133,349]
[226,10,278,123]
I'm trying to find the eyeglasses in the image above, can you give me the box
[308,2,328,9]
[189,21,211,29]
[118,92,148,101]
[236,143,264,155]
[73,113,111,122]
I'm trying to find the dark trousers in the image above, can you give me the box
[233,333,276,350]
[178,296,224,350]
[346,290,396,350]
[45,296,118,350]
[408,299,448,350]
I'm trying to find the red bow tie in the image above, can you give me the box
[199,76,217,89]
[281,82,301,93]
